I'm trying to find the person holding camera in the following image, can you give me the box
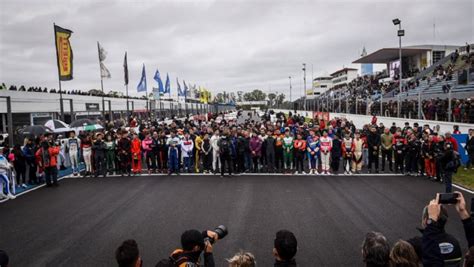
[35,134,60,187]
[157,226,227,267]
[422,192,474,267]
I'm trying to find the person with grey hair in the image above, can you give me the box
[361,231,390,267]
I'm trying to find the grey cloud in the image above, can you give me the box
[0,0,472,99]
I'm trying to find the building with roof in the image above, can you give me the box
[353,44,460,79]
[330,68,358,89]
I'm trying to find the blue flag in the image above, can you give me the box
[183,80,189,98]
[137,64,147,92]
[177,78,184,97]
[153,69,164,94]
[165,73,171,94]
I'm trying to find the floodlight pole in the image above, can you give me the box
[289,76,292,103]
[302,63,307,110]
[393,19,404,118]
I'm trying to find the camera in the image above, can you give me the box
[438,193,459,204]
[204,225,228,244]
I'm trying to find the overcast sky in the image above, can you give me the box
[0,0,472,99]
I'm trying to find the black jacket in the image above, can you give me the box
[367,132,381,150]
[274,258,297,267]
[421,221,462,267]
[463,216,474,247]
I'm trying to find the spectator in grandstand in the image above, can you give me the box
[361,232,390,267]
[115,239,141,267]
[227,251,256,267]
[389,240,419,267]
[0,250,9,267]
[273,230,297,267]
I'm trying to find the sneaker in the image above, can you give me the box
[7,193,16,199]
[21,183,27,188]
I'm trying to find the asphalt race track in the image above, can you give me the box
[0,174,471,266]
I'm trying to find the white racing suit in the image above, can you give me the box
[67,137,81,174]
[0,155,15,199]
[210,135,221,172]
[319,137,333,172]
[82,146,92,173]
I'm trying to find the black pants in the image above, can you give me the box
[94,155,106,177]
[44,167,58,185]
[295,152,304,173]
[28,163,38,184]
[266,152,275,172]
[119,153,131,175]
[368,149,379,171]
[331,156,340,173]
[405,153,418,173]
[236,153,245,173]
[381,149,392,171]
[252,156,260,173]
[14,165,26,185]
[146,151,155,171]
[203,153,213,172]
[275,150,284,171]
[394,151,404,173]
[220,154,232,176]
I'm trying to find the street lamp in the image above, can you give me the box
[393,18,404,118]
[302,63,307,110]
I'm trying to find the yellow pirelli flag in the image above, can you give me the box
[54,24,73,81]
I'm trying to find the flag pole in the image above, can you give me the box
[97,42,106,120]
[54,23,65,121]
[125,52,129,116]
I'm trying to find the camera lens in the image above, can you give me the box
[213,225,228,240]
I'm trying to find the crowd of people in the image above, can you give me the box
[311,45,474,123]
[100,191,474,266]
[0,82,147,100]
[1,111,473,200]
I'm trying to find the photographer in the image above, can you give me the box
[157,228,223,267]
[421,194,462,267]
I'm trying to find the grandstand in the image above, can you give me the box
[297,43,474,122]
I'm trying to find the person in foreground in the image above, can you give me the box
[115,239,142,267]
[423,191,474,267]
[361,231,390,267]
[227,251,256,267]
[273,230,298,267]
[156,229,219,267]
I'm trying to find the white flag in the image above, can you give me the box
[98,42,111,78]
[98,42,107,62]
[100,62,111,78]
